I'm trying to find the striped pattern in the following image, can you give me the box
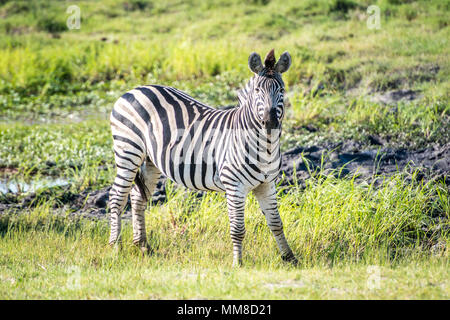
[108,50,297,266]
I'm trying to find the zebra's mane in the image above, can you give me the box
[236,87,248,107]
[236,76,254,108]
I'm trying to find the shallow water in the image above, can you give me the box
[0,178,70,194]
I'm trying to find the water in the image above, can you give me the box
[0,178,70,194]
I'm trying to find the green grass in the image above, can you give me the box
[0,0,448,147]
[0,0,449,299]
[283,93,449,149]
[0,0,448,95]
[1,231,448,299]
[0,95,448,183]
[0,174,448,299]
[0,120,112,174]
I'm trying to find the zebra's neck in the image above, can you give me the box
[233,80,281,164]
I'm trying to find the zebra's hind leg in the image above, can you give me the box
[253,182,298,266]
[108,164,140,247]
[108,143,145,247]
[130,159,160,254]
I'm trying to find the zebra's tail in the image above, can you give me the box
[134,169,149,203]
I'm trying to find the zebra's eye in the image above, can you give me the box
[280,88,284,94]
[255,87,260,93]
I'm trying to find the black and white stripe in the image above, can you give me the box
[108,49,297,266]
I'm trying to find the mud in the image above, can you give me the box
[280,141,449,188]
[1,141,448,219]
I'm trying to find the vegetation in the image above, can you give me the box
[0,0,448,299]
[1,173,448,299]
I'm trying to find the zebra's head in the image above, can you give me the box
[247,49,291,130]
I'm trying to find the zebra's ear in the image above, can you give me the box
[248,52,263,74]
[274,51,291,74]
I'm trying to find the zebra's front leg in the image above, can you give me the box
[224,184,249,267]
[253,182,298,265]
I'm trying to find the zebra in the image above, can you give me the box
[108,49,298,266]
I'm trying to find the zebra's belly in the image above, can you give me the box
[228,162,281,188]
[161,163,279,193]
[157,160,226,192]
[149,143,281,192]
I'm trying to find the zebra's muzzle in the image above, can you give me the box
[262,106,280,130]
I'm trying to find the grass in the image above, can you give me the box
[0,174,448,299]
[0,0,449,299]
[1,236,448,299]
[0,1,448,95]
[0,95,447,183]
[0,0,448,149]
[0,120,112,175]
[283,93,449,149]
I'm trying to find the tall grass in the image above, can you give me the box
[1,205,448,299]
[0,0,447,97]
[1,170,447,268]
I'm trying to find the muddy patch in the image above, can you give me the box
[279,141,449,189]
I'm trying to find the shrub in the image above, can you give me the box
[37,14,67,33]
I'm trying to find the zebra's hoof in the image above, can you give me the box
[232,259,243,268]
[133,241,152,256]
[139,244,152,256]
[281,253,299,266]
[109,241,122,252]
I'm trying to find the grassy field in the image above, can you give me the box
[0,0,449,299]
[1,176,448,299]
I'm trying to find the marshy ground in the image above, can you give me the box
[0,0,448,299]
